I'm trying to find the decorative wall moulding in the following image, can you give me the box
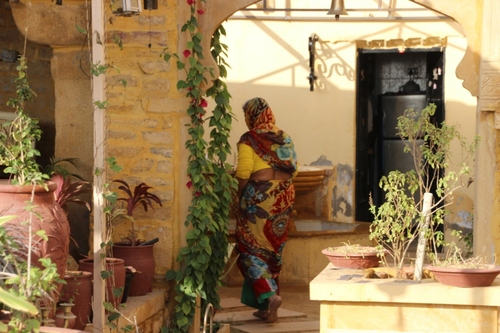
[386,39,403,48]
[354,37,446,50]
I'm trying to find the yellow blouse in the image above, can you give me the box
[235,143,298,179]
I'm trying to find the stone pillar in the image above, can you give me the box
[50,49,93,181]
[474,0,500,261]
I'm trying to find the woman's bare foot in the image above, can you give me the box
[265,295,282,323]
[252,310,269,320]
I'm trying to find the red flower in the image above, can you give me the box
[187,0,195,4]
[186,180,193,189]
[197,9,204,15]
[194,191,201,197]
[183,49,191,58]
[199,98,208,108]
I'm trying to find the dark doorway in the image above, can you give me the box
[355,48,445,222]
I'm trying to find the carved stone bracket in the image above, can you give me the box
[10,0,87,47]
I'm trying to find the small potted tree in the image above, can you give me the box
[110,180,163,296]
[369,103,479,280]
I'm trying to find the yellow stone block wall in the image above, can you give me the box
[103,0,183,279]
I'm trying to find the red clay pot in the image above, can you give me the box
[60,271,92,330]
[427,265,500,288]
[322,248,382,269]
[112,243,155,296]
[0,180,69,295]
[78,258,125,307]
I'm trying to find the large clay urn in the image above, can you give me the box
[0,180,69,281]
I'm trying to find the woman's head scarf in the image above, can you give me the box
[239,97,297,174]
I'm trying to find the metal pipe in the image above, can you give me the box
[229,14,450,22]
[239,7,441,12]
[202,303,214,333]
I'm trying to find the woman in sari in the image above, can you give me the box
[234,97,298,323]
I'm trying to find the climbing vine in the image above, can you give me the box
[163,1,236,331]
[203,23,235,313]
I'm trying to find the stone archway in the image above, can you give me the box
[194,0,500,261]
[195,0,481,99]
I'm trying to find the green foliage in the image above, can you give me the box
[113,179,163,244]
[162,3,237,332]
[0,56,48,185]
[433,230,491,268]
[0,214,63,332]
[369,104,479,276]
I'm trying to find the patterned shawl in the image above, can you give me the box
[238,97,297,174]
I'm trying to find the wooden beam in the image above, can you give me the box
[91,0,106,331]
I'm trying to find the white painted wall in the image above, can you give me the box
[209,0,477,225]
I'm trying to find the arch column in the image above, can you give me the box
[413,0,500,261]
[475,0,500,261]
[10,0,93,181]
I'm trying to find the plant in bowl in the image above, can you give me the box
[427,232,500,288]
[368,103,479,280]
[322,242,384,269]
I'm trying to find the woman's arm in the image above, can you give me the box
[236,177,249,199]
[235,143,254,199]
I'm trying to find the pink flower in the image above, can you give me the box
[197,9,204,15]
[187,0,195,4]
[186,180,193,189]
[199,98,208,108]
[183,49,191,58]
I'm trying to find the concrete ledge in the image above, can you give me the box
[85,289,167,332]
[310,264,500,307]
[310,264,500,333]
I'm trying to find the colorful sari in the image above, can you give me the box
[235,97,297,310]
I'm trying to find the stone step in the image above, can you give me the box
[229,320,320,333]
[219,297,247,312]
[215,308,307,323]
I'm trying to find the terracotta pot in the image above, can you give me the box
[321,248,383,269]
[78,258,125,307]
[427,265,500,288]
[60,271,92,330]
[112,243,155,296]
[0,180,69,291]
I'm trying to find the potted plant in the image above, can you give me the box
[426,231,500,288]
[321,242,384,269]
[0,56,70,287]
[50,172,92,330]
[110,179,162,296]
[368,103,479,280]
